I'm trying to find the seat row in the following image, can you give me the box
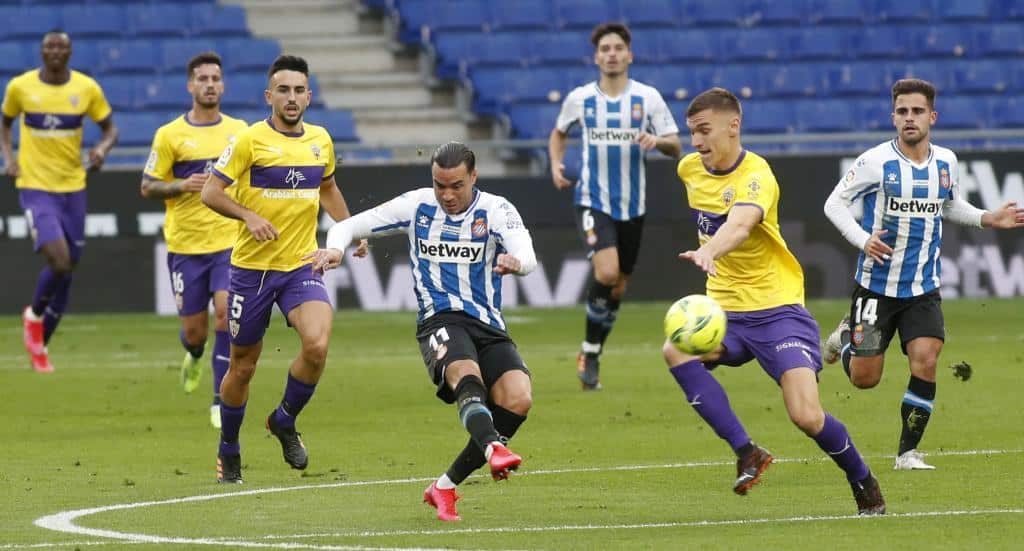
[0,3,247,40]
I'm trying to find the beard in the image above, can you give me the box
[195,96,220,109]
[900,129,927,146]
[278,106,303,125]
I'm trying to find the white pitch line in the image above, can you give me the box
[31,448,1024,549]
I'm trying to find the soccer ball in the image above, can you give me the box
[664,294,727,355]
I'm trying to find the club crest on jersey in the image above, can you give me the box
[722,187,735,206]
[310,144,321,160]
[229,319,240,338]
[939,167,951,189]
[472,217,487,237]
[68,95,79,107]
[175,293,184,312]
[435,343,448,361]
[852,324,865,345]
[631,102,643,121]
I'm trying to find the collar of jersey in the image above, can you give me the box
[184,112,222,127]
[265,116,304,137]
[889,138,933,169]
[703,149,746,176]
[444,189,481,221]
[594,79,633,102]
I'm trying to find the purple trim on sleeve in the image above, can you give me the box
[210,168,235,184]
[732,201,765,221]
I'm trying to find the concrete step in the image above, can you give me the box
[279,36,396,73]
[356,120,469,145]
[321,86,433,110]
[355,107,463,123]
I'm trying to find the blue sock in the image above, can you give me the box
[31,267,62,317]
[42,272,72,344]
[219,402,246,456]
[669,360,752,453]
[813,413,870,482]
[212,330,230,401]
[272,372,317,429]
[180,329,204,359]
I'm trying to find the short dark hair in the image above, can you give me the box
[267,55,309,80]
[431,141,476,173]
[892,78,936,110]
[187,52,222,78]
[590,22,631,48]
[42,29,70,44]
[686,87,742,118]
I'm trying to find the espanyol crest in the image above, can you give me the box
[939,167,951,189]
[471,217,487,237]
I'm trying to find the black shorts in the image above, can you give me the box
[575,206,645,275]
[416,311,530,404]
[847,285,945,357]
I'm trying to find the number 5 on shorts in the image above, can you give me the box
[854,296,878,326]
[231,294,245,319]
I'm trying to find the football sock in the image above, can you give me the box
[179,329,204,360]
[272,372,317,429]
[219,402,246,456]
[435,473,457,490]
[813,413,870,483]
[212,330,230,400]
[598,298,621,346]
[585,276,614,350]
[31,267,62,317]
[444,404,526,485]
[898,375,935,455]
[454,375,499,451]
[840,326,852,378]
[669,360,751,453]
[40,271,72,344]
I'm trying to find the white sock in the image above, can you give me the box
[24,307,43,322]
[581,341,601,354]
[435,473,457,490]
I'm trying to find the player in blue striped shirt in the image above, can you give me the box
[549,22,680,390]
[823,79,1024,470]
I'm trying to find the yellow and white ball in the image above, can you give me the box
[664,294,727,355]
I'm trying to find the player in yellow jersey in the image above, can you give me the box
[141,52,248,428]
[201,55,365,483]
[665,88,885,515]
[1,30,118,373]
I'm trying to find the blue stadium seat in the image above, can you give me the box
[159,39,220,74]
[622,0,681,28]
[99,40,159,74]
[825,62,886,96]
[117,112,165,146]
[636,65,707,101]
[432,33,478,79]
[657,29,716,63]
[855,98,892,131]
[190,4,250,37]
[529,31,591,66]
[554,0,616,30]
[873,0,935,23]
[0,43,31,76]
[744,0,806,26]
[469,67,566,115]
[222,38,281,72]
[791,28,847,60]
[709,64,763,98]
[937,0,990,21]
[306,108,358,142]
[61,5,125,39]
[506,103,561,139]
[220,73,267,109]
[125,3,190,38]
[989,96,1024,128]
[764,64,820,97]
[919,24,974,58]
[953,60,1010,94]
[687,2,743,27]
[70,41,102,76]
[97,75,144,110]
[6,7,61,40]
[848,25,918,59]
[797,99,857,132]
[139,75,189,110]
[937,96,986,129]
[888,61,952,91]
[474,33,534,67]
[976,24,1024,57]
[993,0,1024,19]
[811,0,869,24]
[727,28,791,62]
[491,1,553,31]
[741,100,795,134]
[401,0,488,41]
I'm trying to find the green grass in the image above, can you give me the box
[2,299,1022,550]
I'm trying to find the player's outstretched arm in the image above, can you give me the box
[319,175,367,257]
[636,132,681,158]
[140,174,206,200]
[678,204,761,276]
[0,116,17,177]
[201,172,278,241]
[981,201,1024,229]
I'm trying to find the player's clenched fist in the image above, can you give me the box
[494,253,522,275]
[243,212,278,241]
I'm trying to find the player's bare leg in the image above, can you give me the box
[264,300,333,470]
[178,310,209,394]
[25,238,75,372]
[209,291,230,428]
[895,337,941,470]
[780,367,884,514]
[848,355,885,389]
[217,340,262,484]
[578,246,621,389]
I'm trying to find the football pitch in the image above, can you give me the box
[3,300,1022,550]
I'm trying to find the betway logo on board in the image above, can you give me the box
[588,127,639,145]
[885,196,943,217]
[416,238,483,264]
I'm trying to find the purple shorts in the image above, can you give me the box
[167,249,232,316]
[707,304,823,383]
[227,264,331,346]
[19,189,87,262]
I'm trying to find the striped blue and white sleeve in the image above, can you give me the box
[326,192,415,252]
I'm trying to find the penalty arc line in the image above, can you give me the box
[31,448,1024,549]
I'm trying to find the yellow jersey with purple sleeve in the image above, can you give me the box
[211,119,335,272]
[676,150,805,312]
[144,113,247,254]
[1,69,112,192]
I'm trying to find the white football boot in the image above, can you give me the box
[894,449,936,470]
